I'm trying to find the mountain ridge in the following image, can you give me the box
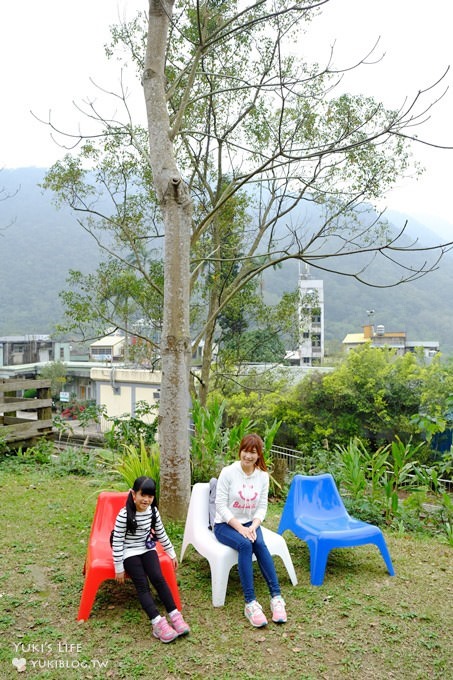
[1,168,452,355]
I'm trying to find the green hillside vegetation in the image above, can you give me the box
[0,168,101,333]
[1,168,452,356]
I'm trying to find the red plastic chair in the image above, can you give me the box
[77,491,181,620]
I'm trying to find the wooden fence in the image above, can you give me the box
[0,378,53,447]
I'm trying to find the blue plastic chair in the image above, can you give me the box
[278,473,395,585]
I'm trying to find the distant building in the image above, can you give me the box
[91,367,161,432]
[0,335,71,366]
[89,333,125,362]
[298,268,324,366]
[342,324,439,359]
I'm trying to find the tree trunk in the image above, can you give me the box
[143,0,192,520]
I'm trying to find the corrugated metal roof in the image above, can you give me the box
[90,335,125,348]
[342,333,367,344]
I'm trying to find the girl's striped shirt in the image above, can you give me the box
[112,506,176,574]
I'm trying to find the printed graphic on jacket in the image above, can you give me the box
[232,482,258,511]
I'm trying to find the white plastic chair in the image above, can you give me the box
[180,482,298,606]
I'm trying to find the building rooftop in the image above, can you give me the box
[0,335,51,342]
[342,333,368,345]
[90,335,125,348]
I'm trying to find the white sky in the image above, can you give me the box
[1,0,452,228]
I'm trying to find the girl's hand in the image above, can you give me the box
[171,556,178,570]
[115,572,125,584]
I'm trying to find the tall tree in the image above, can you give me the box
[44,0,452,518]
[142,0,193,518]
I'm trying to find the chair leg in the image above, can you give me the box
[209,559,233,607]
[158,553,182,610]
[309,542,330,586]
[180,536,191,562]
[77,571,105,621]
[276,544,298,586]
[373,535,395,576]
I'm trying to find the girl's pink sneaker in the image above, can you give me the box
[170,611,190,635]
[152,617,178,643]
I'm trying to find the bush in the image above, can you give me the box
[98,437,160,501]
[103,400,158,450]
[16,438,54,465]
[50,447,99,476]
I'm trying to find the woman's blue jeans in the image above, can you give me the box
[213,521,281,603]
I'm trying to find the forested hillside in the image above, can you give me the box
[0,168,100,333]
[1,168,452,355]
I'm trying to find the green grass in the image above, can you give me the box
[0,460,451,679]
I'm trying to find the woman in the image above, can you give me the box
[214,433,287,627]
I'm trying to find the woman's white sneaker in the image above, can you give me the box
[270,595,287,623]
[244,600,268,627]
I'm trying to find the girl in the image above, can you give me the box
[214,433,287,627]
[111,476,190,643]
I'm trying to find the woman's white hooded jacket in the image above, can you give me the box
[214,460,269,526]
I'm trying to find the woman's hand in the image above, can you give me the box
[115,571,125,584]
[171,556,178,570]
[229,518,260,541]
[239,525,257,542]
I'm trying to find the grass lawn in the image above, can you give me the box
[0,462,451,679]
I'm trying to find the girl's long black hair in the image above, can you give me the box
[125,476,157,536]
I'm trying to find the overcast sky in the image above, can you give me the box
[1,0,452,231]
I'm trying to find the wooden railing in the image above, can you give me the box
[0,378,53,446]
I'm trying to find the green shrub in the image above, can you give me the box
[17,438,55,465]
[103,400,158,450]
[190,398,257,483]
[99,437,160,500]
[50,447,99,476]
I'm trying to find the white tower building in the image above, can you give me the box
[298,265,324,366]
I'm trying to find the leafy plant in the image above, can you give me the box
[16,438,54,465]
[52,414,75,441]
[103,400,158,450]
[438,492,453,545]
[50,447,98,476]
[444,521,453,546]
[190,398,257,483]
[261,419,284,497]
[329,436,443,527]
[0,431,11,456]
[343,495,386,527]
[102,437,161,500]
[438,447,453,480]
[262,419,283,464]
[190,398,226,482]
[77,402,106,430]
[37,360,68,400]
[335,438,369,499]
[388,436,423,492]
[410,412,446,446]
[189,400,283,488]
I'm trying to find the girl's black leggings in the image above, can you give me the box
[124,550,176,621]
